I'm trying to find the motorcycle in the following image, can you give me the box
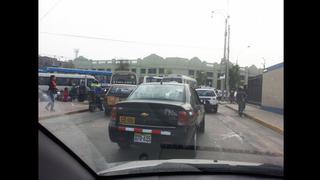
[88,91,104,112]
[78,86,88,102]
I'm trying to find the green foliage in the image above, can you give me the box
[229,64,241,90]
[196,71,207,86]
[115,62,130,71]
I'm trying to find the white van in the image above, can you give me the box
[38,73,98,92]
[143,76,163,83]
[162,74,197,88]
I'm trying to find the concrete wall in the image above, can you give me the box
[261,66,283,111]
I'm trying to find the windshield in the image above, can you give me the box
[162,78,182,83]
[196,90,216,97]
[111,74,137,85]
[128,84,185,102]
[39,0,283,177]
[146,77,162,83]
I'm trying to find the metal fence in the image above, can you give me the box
[247,74,262,105]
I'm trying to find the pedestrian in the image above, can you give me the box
[236,86,247,116]
[70,83,77,101]
[229,89,235,103]
[63,87,71,102]
[45,75,58,112]
[90,81,103,111]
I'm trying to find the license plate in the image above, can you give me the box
[134,133,152,144]
[107,96,119,105]
[119,116,135,124]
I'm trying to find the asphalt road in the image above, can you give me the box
[40,105,283,172]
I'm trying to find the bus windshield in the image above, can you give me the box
[111,74,137,85]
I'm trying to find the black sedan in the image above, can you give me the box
[108,82,205,156]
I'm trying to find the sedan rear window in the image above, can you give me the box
[196,90,216,97]
[107,86,136,96]
[128,84,185,102]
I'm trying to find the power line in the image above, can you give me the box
[40,31,220,50]
[40,0,63,22]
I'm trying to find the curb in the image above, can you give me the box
[39,109,89,120]
[225,105,283,135]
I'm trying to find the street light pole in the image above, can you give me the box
[262,57,266,70]
[212,10,229,101]
[226,22,230,98]
[222,17,228,100]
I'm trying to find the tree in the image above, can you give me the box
[228,65,241,90]
[62,60,75,68]
[115,62,129,71]
[74,56,89,62]
[196,71,207,86]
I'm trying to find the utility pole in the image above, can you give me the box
[262,57,266,70]
[212,10,230,100]
[221,17,228,100]
[74,49,79,59]
[226,23,230,96]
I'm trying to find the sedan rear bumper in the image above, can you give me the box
[108,122,192,146]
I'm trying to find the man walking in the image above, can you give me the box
[45,75,58,112]
[236,86,247,116]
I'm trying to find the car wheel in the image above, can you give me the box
[188,130,198,158]
[199,116,205,134]
[118,142,130,149]
[213,107,218,113]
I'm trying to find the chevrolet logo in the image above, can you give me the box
[140,112,149,117]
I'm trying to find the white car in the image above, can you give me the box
[196,88,219,113]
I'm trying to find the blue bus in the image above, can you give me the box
[39,67,112,87]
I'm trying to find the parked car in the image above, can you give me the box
[103,84,137,115]
[196,88,219,113]
[108,82,205,156]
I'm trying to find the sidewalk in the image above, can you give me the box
[225,103,283,134]
[39,101,89,120]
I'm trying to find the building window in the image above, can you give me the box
[131,68,136,73]
[140,68,146,74]
[189,70,195,76]
[207,72,213,77]
[148,68,156,74]
[159,68,164,74]
[240,75,245,80]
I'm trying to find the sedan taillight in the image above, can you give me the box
[178,111,189,126]
[111,107,117,121]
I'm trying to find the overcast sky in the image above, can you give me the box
[39,0,283,68]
